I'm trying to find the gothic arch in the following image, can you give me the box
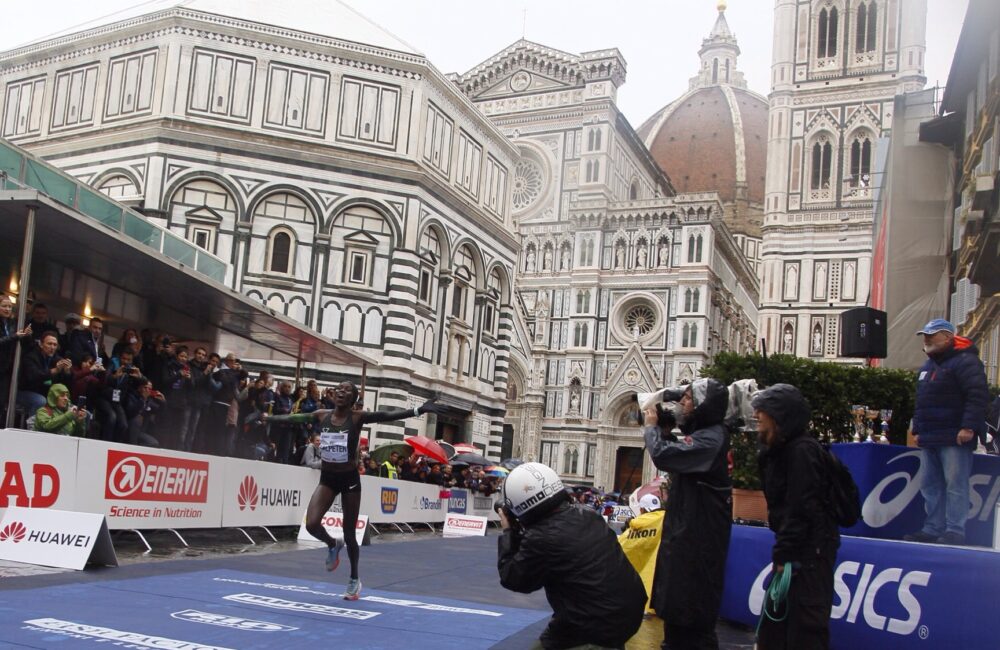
[416,218,452,263]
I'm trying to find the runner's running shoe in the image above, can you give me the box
[344,578,362,601]
[326,539,344,572]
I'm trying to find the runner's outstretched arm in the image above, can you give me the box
[360,399,443,424]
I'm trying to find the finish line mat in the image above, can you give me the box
[0,569,550,649]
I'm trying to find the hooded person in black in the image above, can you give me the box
[752,383,839,650]
[643,378,731,650]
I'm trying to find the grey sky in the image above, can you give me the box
[0,0,968,128]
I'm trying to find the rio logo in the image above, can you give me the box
[380,487,398,514]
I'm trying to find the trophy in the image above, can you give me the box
[851,405,866,442]
[878,409,893,444]
[865,408,880,443]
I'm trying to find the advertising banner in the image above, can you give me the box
[296,512,369,543]
[221,458,318,528]
[74,440,225,529]
[469,493,500,521]
[360,475,445,524]
[0,429,79,519]
[442,513,488,538]
[834,444,1000,546]
[721,525,1000,649]
[447,488,468,514]
[0,506,117,570]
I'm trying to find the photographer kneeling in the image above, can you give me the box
[497,462,646,650]
[643,378,732,650]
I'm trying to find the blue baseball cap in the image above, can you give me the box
[916,319,956,336]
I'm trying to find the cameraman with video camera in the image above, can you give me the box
[642,378,732,650]
[497,462,646,650]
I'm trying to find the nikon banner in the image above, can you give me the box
[721,525,1000,649]
[618,510,664,613]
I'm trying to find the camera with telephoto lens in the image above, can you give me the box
[628,387,686,428]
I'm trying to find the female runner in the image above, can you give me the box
[266,381,440,599]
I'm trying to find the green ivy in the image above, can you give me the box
[702,352,918,490]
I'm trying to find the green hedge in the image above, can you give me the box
[701,352,918,489]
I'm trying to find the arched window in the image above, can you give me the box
[268,229,293,275]
[691,288,701,312]
[629,181,639,200]
[684,288,693,312]
[849,134,873,187]
[725,59,731,83]
[712,58,719,83]
[687,236,696,263]
[483,268,502,337]
[573,322,589,347]
[817,7,839,58]
[695,235,704,262]
[856,2,878,53]
[564,446,579,474]
[418,227,442,307]
[451,245,477,322]
[690,323,699,347]
[811,140,834,189]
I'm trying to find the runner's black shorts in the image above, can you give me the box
[319,469,362,494]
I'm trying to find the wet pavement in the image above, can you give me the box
[0,525,756,649]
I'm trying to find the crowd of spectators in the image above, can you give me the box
[0,300,508,490]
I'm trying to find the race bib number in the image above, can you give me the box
[320,430,349,463]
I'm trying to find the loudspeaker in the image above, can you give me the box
[840,307,888,358]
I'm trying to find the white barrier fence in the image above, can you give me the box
[0,428,498,530]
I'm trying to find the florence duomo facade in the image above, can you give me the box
[453,27,759,490]
[1,2,762,490]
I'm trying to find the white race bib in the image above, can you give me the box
[320,430,349,464]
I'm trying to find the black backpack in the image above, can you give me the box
[823,446,862,527]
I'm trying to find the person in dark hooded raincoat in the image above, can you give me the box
[642,377,731,650]
[752,383,839,650]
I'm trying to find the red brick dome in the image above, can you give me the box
[638,84,768,206]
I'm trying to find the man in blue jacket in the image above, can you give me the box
[904,319,990,545]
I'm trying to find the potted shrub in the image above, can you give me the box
[729,429,768,523]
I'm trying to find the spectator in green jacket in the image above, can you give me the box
[35,383,87,436]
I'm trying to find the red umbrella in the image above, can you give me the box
[451,443,478,456]
[404,435,450,464]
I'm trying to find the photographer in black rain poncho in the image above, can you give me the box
[642,378,732,650]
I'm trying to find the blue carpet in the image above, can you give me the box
[0,568,550,649]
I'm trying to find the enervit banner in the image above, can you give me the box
[834,443,1000,546]
[721,525,1000,649]
[221,458,318,528]
[74,440,225,529]
[0,429,78,519]
[442,513,487,537]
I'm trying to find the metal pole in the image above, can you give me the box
[5,206,36,429]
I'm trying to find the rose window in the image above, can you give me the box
[624,304,657,336]
[512,159,544,211]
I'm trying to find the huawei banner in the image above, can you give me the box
[0,429,78,520]
[0,507,117,570]
[74,440,225,529]
[221,458,318,528]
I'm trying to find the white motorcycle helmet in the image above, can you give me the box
[501,462,567,524]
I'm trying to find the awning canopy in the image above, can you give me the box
[0,189,376,368]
